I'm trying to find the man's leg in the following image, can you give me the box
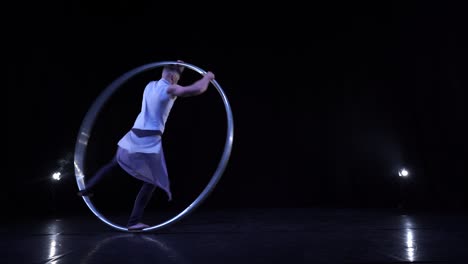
[77,157,118,196]
[127,182,156,229]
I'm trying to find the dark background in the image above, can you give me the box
[6,1,467,220]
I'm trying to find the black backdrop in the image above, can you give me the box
[7,1,467,219]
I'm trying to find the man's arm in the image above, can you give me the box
[167,72,215,97]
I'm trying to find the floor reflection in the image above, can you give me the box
[48,236,57,264]
[79,233,190,264]
[402,215,417,262]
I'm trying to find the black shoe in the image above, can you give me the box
[77,189,94,197]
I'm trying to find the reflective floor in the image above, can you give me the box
[3,208,468,263]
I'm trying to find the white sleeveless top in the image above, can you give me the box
[132,79,176,133]
[117,79,176,154]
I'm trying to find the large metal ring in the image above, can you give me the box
[74,61,234,232]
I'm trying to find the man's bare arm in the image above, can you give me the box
[167,72,215,97]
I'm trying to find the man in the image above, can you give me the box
[78,61,215,231]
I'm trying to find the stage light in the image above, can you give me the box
[52,172,62,181]
[398,168,409,177]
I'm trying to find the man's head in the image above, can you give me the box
[162,61,185,84]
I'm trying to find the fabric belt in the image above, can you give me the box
[131,128,162,137]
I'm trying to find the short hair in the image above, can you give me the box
[163,64,185,75]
